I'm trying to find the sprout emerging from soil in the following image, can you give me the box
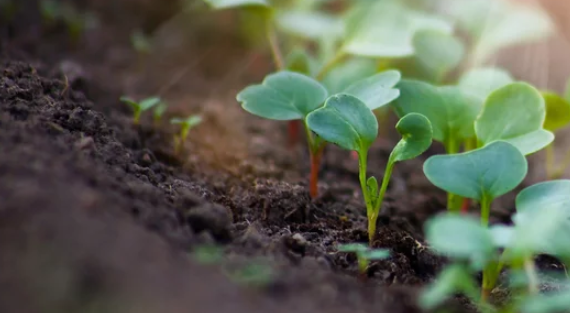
[120,96,161,125]
[153,102,168,127]
[337,243,389,275]
[171,115,202,154]
[307,94,432,244]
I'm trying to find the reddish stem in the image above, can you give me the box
[309,146,325,198]
[461,198,470,214]
[288,120,300,148]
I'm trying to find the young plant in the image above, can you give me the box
[337,243,389,275]
[120,96,161,125]
[171,115,202,154]
[422,180,570,310]
[237,70,399,198]
[153,102,168,127]
[423,141,528,226]
[131,29,152,55]
[542,83,570,179]
[306,94,432,243]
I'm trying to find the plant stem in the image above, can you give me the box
[265,21,285,70]
[444,137,462,212]
[357,151,375,244]
[552,147,570,179]
[524,257,539,295]
[480,194,492,227]
[315,50,346,81]
[461,198,470,213]
[481,260,501,304]
[546,143,555,179]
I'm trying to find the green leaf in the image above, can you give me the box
[412,29,465,81]
[425,214,494,268]
[440,0,553,65]
[343,70,401,110]
[322,58,377,94]
[306,94,378,152]
[203,0,269,9]
[153,103,168,118]
[458,67,514,101]
[343,1,453,58]
[140,97,161,111]
[392,80,481,143]
[237,71,328,120]
[516,180,570,216]
[521,289,570,313]
[475,82,553,155]
[362,249,390,260]
[489,225,514,248]
[390,113,433,162]
[120,97,139,110]
[337,243,368,253]
[423,141,528,201]
[171,115,202,127]
[276,10,343,40]
[420,264,479,310]
[543,91,570,132]
[285,48,316,76]
[367,176,379,203]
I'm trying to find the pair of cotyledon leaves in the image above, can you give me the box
[394,71,554,156]
[422,180,570,309]
[237,70,433,163]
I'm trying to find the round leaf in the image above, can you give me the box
[322,58,377,94]
[306,94,378,152]
[459,67,514,101]
[543,91,570,132]
[425,214,494,268]
[475,82,553,155]
[343,1,452,58]
[203,0,269,9]
[276,10,343,40]
[516,180,570,216]
[412,29,465,81]
[237,71,328,120]
[392,80,481,143]
[391,113,433,163]
[423,141,527,201]
[343,70,401,110]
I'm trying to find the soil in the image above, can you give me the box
[0,1,567,313]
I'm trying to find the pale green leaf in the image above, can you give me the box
[392,80,481,143]
[543,91,570,132]
[140,97,161,111]
[420,264,479,310]
[276,10,343,40]
[390,113,433,163]
[423,141,527,201]
[475,82,551,155]
[458,67,514,101]
[306,94,378,152]
[203,0,269,9]
[237,71,328,120]
[343,70,401,110]
[412,29,465,81]
[322,58,377,94]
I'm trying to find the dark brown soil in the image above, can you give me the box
[0,1,566,313]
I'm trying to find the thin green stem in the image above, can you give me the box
[553,146,570,179]
[480,194,492,227]
[524,257,539,295]
[358,151,376,244]
[374,160,394,214]
[265,20,285,70]
[315,50,346,81]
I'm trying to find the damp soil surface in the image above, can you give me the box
[0,1,564,313]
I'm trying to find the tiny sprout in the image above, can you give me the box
[153,102,168,127]
[120,96,161,125]
[171,115,202,153]
[131,29,152,55]
[337,243,389,275]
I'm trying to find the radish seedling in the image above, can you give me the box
[171,115,202,154]
[307,94,432,244]
[337,243,389,275]
[422,180,570,310]
[120,96,161,125]
[237,70,400,199]
[423,141,528,225]
[153,102,168,127]
[542,83,570,179]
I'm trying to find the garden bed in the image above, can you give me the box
[0,1,567,313]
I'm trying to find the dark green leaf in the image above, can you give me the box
[343,70,401,110]
[390,113,433,163]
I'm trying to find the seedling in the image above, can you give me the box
[337,243,389,275]
[171,115,202,154]
[153,102,168,127]
[424,141,528,225]
[422,180,570,310]
[131,30,152,55]
[307,94,432,243]
[542,82,570,179]
[237,70,400,199]
[120,96,161,125]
